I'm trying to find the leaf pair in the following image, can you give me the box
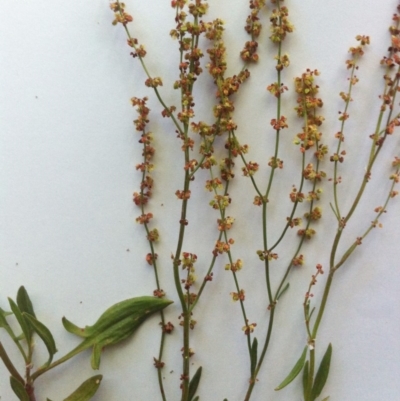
[275,343,332,401]
[6,287,57,367]
[7,286,36,343]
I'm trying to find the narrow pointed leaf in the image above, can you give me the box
[8,298,31,342]
[311,343,332,401]
[277,283,290,300]
[63,375,103,401]
[23,313,57,366]
[275,346,307,390]
[321,397,330,401]
[16,287,36,318]
[188,366,202,401]
[10,376,29,401]
[250,337,258,376]
[302,360,309,400]
[192,397,199,401]
[308,307,316,321]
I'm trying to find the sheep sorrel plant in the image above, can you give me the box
[0,1,399,400]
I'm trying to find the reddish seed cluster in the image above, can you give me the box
[268,157,283,169]
[205,177,223,192]
[293,70,326,164]
[242,321,257,335]
[153,289,165,298]
[289,187,304,203]
[136,213,153,224]
[286,217,302,228]
[270,116,288,130]
[304,207,322,221]
[225,259,243,272]
[256,250,278,261]
[245,0,266,39]
[292,255,304,267]
[267,82,288,98]
[269,6,294,43]
[146,253,158,266]
[297,228,316,240]
[217,216,235,231]
[181,252,197,270]
[253,195,268,206]
[110,2,133,26]
[242,161,259,177]
[209,194,231,210]
[153,358,165,369]
[213,239,233,256]
[175,190,192,200]
[161,321,175,334]
[231,289,245,302]
[303,163,326,182]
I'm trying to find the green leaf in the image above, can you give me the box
[188,366,202,401]
[8,298,31,343]
[277,283,290,300]
[61,296,173,370]
[311,343,332,401]
[63,375,103,401]
[16,287,36,318]
[192,397,199,401]
[275,346,307,390]
[302,359,309,400]
[250,337,258,376]
[10,376,29,401]
[23,313,57,366]
[320,397,330,401]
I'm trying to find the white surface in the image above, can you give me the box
[0,1,399,400]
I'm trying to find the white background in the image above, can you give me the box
[1,1,399,400]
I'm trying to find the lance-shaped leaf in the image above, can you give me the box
[277,283,290,300]
[10,376,29,401]
[23,313,57,366]
[192,397,199,401]
[311,343,332,401]
[320,397,330,401]
[188,366,202,401]
[16,286,36,318]
[250,337,258,377]
[63,374,103,401]
[61,296,173,369]
[275,346,307,390]
[8,298,32,343]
